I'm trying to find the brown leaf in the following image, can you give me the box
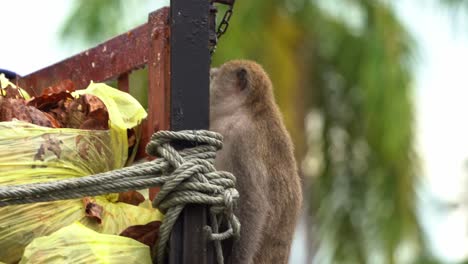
[27,106,59,127]
[82,94,106,113]
[75,134,106,161]
[43,112,62,128]
[38,97,71,127]
[127,129,136,148]
[0,98,26,121]
[26,82,75,127]
[13,83,110,131]
[117,191,145,206]
[41,79,75,96]
[80,108,109,130]
[66,97,87,128]
[120,221,161,251]
[65,94,109,130]
[27,91,73,112]
[33,135,63,161]
[26,80,109,131]
[83,197,104,224]
[2,85,26,99]
[0,98,58,127]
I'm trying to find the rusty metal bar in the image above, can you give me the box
[169,0,214,263]
[146,8,171,201]
[17,22,152,95]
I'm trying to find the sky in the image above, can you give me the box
[0,1,73,75]
[396,0,468,262]
[1,0,468,263]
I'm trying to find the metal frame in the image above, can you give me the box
[169,1,213,263]
[13,1,215,263]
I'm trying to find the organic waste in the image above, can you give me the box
[0,75,162,263]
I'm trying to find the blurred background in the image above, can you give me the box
[2,0,468,263]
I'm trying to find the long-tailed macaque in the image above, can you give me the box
[210,60,302,264]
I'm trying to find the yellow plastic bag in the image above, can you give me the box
[19,222,152,264]
[0,82,148,182]
[0,196,163,263]
[0,82,162,263]
[0,73,30,99]
[73,82,148,169]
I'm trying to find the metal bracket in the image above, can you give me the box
[209,0,236,54]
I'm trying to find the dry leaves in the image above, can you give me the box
[30,82,109,130]
[83,197,104,224]
[1,79,140,159]
[1,79,109,131]
[2,79,154,243]
[33,135,63,162]
[117,191,145,206]
[0,99,57,127]
[119,220,162,251]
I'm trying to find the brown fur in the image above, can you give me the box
[210,60,302,264]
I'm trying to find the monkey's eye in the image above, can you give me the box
[236,68,248,90]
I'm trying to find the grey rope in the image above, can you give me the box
[0,130,240,264]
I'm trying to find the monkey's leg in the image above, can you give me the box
[228,147,270,264]
[231,186,269,264]
[253,184,302,264]
[253,212,296,264]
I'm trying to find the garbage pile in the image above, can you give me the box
[0,75,161,263]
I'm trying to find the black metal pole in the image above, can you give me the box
[168,0,214,263]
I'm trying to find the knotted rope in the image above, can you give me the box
[0,130,240,264]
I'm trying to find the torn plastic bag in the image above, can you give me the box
[19,222,152,264]
[0,82,163,263]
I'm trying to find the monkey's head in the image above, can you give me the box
[210,60,274,119]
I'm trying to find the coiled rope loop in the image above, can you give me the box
[146,130,240,263]
[0,130,240,264]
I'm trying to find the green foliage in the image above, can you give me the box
[61,1,167,50]
[303,2,420,263]
[441,0,468,7]
[61,0,126,47]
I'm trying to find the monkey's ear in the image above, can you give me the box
[236,68,248,90]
